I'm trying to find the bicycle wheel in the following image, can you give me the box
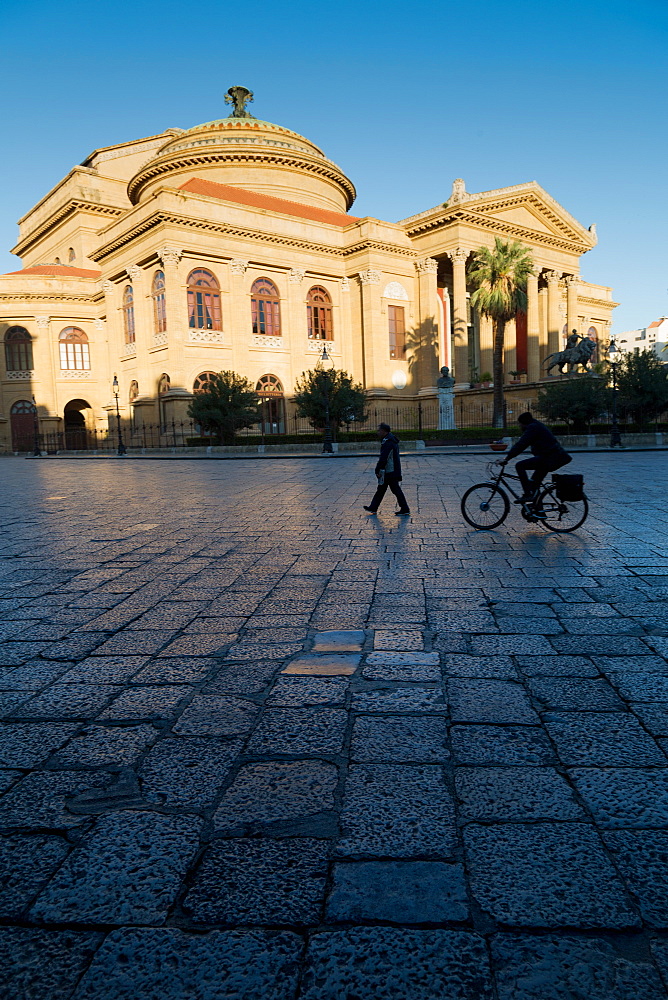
[537,488,589,532]
[461,483,510,529]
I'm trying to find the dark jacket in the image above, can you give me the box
[375,432,402,480]
[506,419,569,461]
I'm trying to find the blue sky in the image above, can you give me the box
[1,0,666,333]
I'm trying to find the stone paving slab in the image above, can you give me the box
[491,934,668,1000]
[2,454,668,997]
[299,928,494,1000]
[31,812,202,925]
[70,928,302,1000]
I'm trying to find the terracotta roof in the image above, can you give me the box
[179,177,360,228]
[647,319,664,328]
[4,265,101,278]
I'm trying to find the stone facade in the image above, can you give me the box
[0,107,618,449]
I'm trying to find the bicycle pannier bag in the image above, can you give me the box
[552,474,584,501]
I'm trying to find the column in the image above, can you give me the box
[415,257,440,390]
[358,269,382,390]
[158,248,184,379]
[478,314,493,379]
[448,248,469,383]
[565,274,579,343]
[439,287,451,370]
[526,271,540,382]
[504,317,517,375]
[339,277,356,376]
[228,259,250,375]
[545,270,562,356]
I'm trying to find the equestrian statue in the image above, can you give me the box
[543,335,596,375]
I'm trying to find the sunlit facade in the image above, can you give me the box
[0,94,617,449]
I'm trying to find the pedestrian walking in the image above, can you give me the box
[364,423,410,516]
[500,411,572,502]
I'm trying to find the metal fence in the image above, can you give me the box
[9,401,668,453]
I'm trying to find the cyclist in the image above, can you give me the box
[499,411,572,505]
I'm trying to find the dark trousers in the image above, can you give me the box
[368,475,409,512]
[516,453,572,495]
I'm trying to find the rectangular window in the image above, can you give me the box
[388,306,405,359]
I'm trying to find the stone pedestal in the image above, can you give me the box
[438,385,456,430]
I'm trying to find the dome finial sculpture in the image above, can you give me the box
[225,86,255,119]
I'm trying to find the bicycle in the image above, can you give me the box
[460,461,589,532]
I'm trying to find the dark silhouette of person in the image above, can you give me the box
[501,411,572,502]
[364,423,410,515]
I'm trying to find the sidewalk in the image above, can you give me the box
[2,452,668,998]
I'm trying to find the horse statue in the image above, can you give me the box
[543,336,596,375]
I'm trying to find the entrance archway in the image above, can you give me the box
[256,374,285,434]
[64,399,92,449]
[10,400,35,452]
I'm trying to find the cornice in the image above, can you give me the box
[0,293,95,304]
[89,210,417,263]
[405,207,591,254]
[12,201,125,256]
[128,150,356,208]
[578,295,620,309]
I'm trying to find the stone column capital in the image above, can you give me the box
[341,277,350,292]
[358,269,381,286]
[448,248,470,265]
[565,273,580,287]
[415,257,439,275]
[94,319,105,331]
[544,270,561,284]
[229,259,249,275]
[102,280,115,295]
[126,265,142,281]
[289,268,306,284]
[158,247,182,267]
[35,316,50,329]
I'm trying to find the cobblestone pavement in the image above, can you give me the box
[2,451,668,999]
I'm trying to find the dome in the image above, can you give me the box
[127,114,356,213]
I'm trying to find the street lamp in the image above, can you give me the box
[607,339,622,448]
[112,375,127,456]
[31,395,41,457]
[320,344,333,454]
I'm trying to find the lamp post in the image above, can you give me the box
[112,375,127,455]
[608,339,622,448]
[31,395,41,457]
[320,344,333,454]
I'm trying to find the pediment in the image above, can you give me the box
[463,186,593,246]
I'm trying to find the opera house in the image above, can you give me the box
[0,86,617,449]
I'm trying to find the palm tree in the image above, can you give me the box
[469,237,534,427]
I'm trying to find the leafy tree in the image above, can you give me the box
[187,371,259,443]
[615,349,668,425]
[293,367,367,441]
[536,376,609,432]
[469,238,534,427]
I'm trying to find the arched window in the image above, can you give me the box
[307,286,333,340]
[152,270,167,334]
[4,327,33,371]
[187,269,221,330]
[193,371,217,393]
[123,286,135,344]
[54,257,61,265]
[588,326,599,362]
[129,380,139,403]
[256,374,285,434]
[251,278,281,336]
[59,327,90,370]
[158,373,171,395]
[68,248,76,263]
